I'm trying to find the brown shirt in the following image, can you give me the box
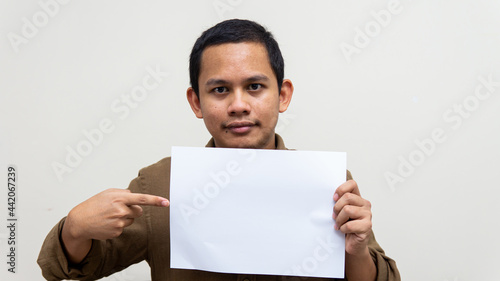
[37,135,400,280]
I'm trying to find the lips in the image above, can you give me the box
[225,121,256,134]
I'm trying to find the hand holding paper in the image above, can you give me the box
[334,180,373,255]
[334,180,377,281]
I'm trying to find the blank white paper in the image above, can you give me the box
[170,146,346,278]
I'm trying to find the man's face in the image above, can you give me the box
[187,42,292,149]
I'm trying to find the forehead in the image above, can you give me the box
[199,42,275,81]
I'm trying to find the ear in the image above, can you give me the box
[186,87,203,118]
[278,79,294,113]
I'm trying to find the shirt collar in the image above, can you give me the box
[205,134,287,150]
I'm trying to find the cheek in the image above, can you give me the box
[207,106,222,118]
[259,106,279,127]
[203,106,224,125]
[201,101,220,117]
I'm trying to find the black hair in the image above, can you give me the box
[189,19,284,96]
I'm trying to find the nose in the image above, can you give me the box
[227,89,251,116]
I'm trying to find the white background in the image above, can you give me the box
[1,0,499,280]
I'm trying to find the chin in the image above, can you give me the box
[227,141,258,149]
[216,137,258,149]
[231,137,271,149]
[214,131,274,149]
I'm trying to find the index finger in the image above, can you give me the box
[122,193,169,207]
[334,180,360,202]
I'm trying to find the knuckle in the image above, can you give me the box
[333,203,341,211]
[366,209,372,220]
[123,218,134,227]
[115,208,129,218]
[365,199,372,208]
[136,195,148,205]
[115,220,126,228]
[111,229,123,238]
[344,205,353,214]
[344,193,354,201]
[343,223,352,233]
[345,179,354,188]
[350,179,358,188]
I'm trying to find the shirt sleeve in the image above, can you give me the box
[366,231,401,281]
[37,177,149,281]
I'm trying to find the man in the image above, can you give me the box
[38,19,400,281]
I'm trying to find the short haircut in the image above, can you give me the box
[189,19,285,97]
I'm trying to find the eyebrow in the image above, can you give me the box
[205,78,229,87]
[245,74,270,83]
[205,75,270,87]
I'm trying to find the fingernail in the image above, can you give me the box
[334,223,339,230]
[333,193,339,202]
[332,212,337,219]
[161,200,169,207]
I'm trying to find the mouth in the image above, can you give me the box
[224,121,257,134]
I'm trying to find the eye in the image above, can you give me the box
[248,84,262,91]
[213,86,228,94]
